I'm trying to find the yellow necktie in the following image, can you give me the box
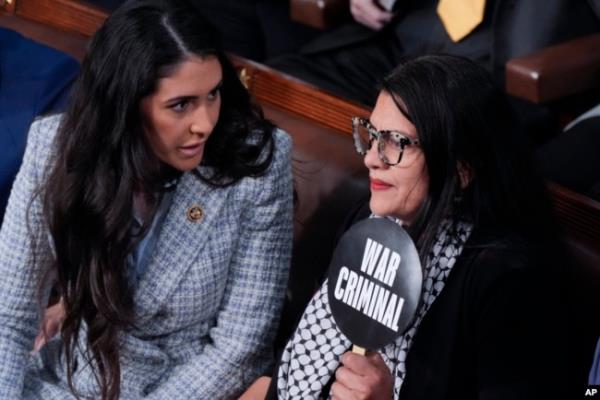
[437,0,486,42]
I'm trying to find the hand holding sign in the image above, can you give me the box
[331,351,394,399]
[327,218,422,351]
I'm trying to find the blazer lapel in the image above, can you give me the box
[133,168,231,322]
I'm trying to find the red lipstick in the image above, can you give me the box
[370,178,392,191]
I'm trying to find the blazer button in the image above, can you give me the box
[187,205,204,222]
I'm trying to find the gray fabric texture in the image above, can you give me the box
[0,115,294,399]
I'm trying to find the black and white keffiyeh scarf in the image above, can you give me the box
[276,217,473,399]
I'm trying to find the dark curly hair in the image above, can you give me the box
[40,1,274,398]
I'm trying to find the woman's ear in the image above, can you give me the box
[457,161,474,189]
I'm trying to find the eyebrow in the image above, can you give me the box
[368,119,414,138]
[164,95,196,106]
[163,80,223,106]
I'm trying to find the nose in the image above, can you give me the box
[189,107,217,138]
[363,140,386,170]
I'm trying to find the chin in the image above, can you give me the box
[369,196,415,223]
[369,197,393,217]
[171,157,203,172]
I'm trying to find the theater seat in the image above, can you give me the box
[0,27,79,225]
[537,114,600,202]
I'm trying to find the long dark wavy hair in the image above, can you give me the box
[380,55,559,259]
[40,1,274,398]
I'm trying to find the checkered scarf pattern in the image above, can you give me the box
[277,218,472,399]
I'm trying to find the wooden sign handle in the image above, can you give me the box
[352,345,366,355]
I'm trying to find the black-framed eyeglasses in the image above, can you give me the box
[352,117,420,166]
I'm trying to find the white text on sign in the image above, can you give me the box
[333,238,405,332]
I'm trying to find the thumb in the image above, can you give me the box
[32,332,46,353]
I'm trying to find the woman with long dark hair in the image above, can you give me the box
[245,54,571,400]
[0,0,293,398]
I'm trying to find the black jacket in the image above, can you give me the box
[269,202,585,399]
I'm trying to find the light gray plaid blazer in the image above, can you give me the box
[0,115,294,399]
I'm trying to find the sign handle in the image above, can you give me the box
[352,345,366,355]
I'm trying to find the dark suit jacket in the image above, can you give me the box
[269,0,600,105]
[302,0,600,62]
[0,28,79,225]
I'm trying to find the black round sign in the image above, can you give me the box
[327,218,422,349]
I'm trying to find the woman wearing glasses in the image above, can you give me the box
[243,54,571,400]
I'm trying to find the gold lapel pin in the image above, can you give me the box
[187,205,204,222]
